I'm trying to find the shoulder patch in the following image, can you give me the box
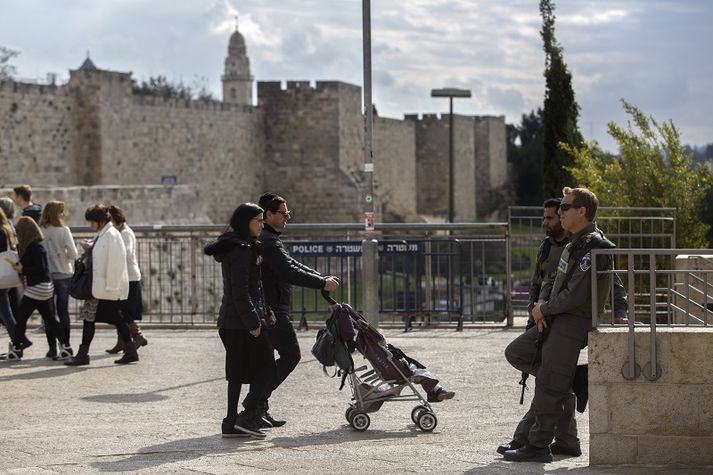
[579,252,592,272]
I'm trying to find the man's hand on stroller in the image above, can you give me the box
[323,276,340,292]
[268,311,277,327]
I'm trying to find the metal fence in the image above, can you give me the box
[61,208,678,328]
[67,223,509,327]
[591,248,712,381]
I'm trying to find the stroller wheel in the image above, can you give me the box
[416,411,437,432]
[345,406,356,423]
[411,405,427,424]
[350,412,370,431]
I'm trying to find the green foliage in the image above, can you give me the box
[563,100,712,249]
[0,46,19,80]
[540,0,583,198]
[132,75,216,101]
[507,109,545,205]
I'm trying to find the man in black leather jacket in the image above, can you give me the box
[258,192,339,427]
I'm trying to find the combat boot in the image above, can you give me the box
[114,340,139,364]
[128,322,148,348]
[65,344,90,366]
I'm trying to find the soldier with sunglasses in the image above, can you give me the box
[256,192,340,428]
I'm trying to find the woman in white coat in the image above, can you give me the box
[65,204,138,366]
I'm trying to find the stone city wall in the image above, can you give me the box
[0,185,210,226]
[588,328,713,465]
[0,80,78,186]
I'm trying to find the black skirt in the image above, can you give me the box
[218,328,275,383]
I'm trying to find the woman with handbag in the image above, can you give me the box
[0,208,19,352]
[4,217,72,361]
[65,204,138,366]
[105,206,146,354]
[204,203,276,438]
[39,201,78,357]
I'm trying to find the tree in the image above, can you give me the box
[563,100,712,248]
[132,75,193,100]
[540,0,583,197]
[508,109,545,205]
[0,46,19,80]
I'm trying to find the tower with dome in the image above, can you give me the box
[222,23,253,105]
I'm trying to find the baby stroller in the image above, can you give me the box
[315,291,438,432]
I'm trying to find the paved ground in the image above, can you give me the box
[0,326,707,474]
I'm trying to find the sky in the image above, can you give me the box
[2,0,712,151]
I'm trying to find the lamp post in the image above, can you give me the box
[430,88,472,223]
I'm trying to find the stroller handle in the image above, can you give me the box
[321,290,337,305]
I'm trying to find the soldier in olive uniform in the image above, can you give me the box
[503,187,619,462]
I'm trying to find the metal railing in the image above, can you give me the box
[591,249,713,382]
[67,222,510,327]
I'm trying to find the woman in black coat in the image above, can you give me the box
[204,203,276,438]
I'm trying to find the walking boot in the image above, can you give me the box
[114,340,139,364]
[105,331,126,354]
[503,445,553,463]
[128,322,148,348]
[65,344,90,366]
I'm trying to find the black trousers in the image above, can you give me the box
[13,296,68,347]
[265,311,301,401]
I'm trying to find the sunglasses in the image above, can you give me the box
[559,203,582,211]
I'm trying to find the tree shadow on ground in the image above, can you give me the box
[79,377,222,404]
[90,425,424,472]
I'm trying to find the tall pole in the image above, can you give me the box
[448,97,454,223]
[362,0,374,221]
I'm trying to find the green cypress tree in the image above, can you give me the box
[540,0,583,197]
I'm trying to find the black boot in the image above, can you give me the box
[573,364,588,413]
[65,344,90,366]
[105,331,126,354]
[503,445,553,462]
[234,408,266,438]
[496,440,523,455]
[114,340,139,364]
[262,400,286,428]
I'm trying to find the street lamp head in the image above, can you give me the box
[431,88,472,98]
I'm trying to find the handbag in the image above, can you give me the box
[0,250,22,289]
[70,251,93,300]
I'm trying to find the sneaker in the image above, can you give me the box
[55,345,74,361]
[427,387,455,402]
[234,412,266,439]
[0,343,22,361]
[496,440,523,455]
[263,411,286,428]
[222,418,250,438]
[503,445,553,463]
[550,442,582,457]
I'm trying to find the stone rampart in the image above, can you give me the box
[0,185,211,225]
[589,327,713,465]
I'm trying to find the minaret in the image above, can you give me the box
[222,18,253,105]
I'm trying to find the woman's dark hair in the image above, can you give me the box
[108,205,127,226]
[229,202,264,241]
[85,204,110,225]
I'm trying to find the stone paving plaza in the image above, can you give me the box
[1,326,708,474]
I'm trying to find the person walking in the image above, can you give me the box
[2,217,72,361]
[64,204,138,366]
[11,185,42,224]
[257,192,339,427]
[105,206,147,354]
[0,208,18,351]
[502,187,617,462]
[204,203,277,439]
[39,201,78,357]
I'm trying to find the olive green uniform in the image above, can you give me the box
[506,223,618,448]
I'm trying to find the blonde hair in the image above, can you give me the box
[16,216,44,257]
[0,208,16,250]
[562,186,598,221]
[39,200,65,227]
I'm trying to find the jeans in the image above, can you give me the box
[0,289,16,338]
[53,278,71,342]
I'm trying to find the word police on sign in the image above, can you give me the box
[287,240,421,257]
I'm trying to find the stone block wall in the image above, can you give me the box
[409,114,477,221]
[0,81,78,186]
[588,327,713,465]
[258,80,363,223]
[0,185,211,226]
[474,116,507,217]
[374,117,418,221]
